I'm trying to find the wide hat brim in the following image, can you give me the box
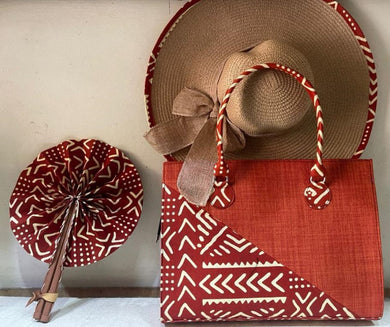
[145,0,377,161]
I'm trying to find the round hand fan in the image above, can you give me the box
[9,139,143,322]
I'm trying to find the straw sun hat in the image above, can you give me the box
[144,0,377,204]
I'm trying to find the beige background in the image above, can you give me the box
[0,0,389,289]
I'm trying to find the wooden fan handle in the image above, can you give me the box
[32,200,77,322]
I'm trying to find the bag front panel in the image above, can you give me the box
[161,159,383,322]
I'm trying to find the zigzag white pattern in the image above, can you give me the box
[161,295,169,307]
[320,298,337,312]
[43,232,60,247]
[223,240,251,253]
[250,310,263,318]
[161,249,170,262]
[196,211,213,230]
[160,181,360,322]
[104,243,121,257]
[200,226,228,255]
[28,204,42,215]
[219,311,232,319]
[307,296,318,316]
[210,195,225,208]
[219,245,231,254]
[178,271,196,287]
[202,297,287,306]
[229,312,252,320]
[343,307,356,319]
[10,216,18,225]
[271,273,285,293]
[179,201,195,216]
[77,225,90,241]
[9,198,18,208]
[296,292,312,304]
[200,311,211,320]
[197,224,210,236]
[355,35,368,43]
[179,236,196,251]
[179,218,196,233]
[270,309,286,318]
[96,243,105,257]
[203,212,218,226]
[178,254,197,269]
[198,270,286,295]
[226,234,246,244]
[166,231,177,254]
[33,164,47,175]
[221,274,235,293]
[164,300,175,321]
[178,303,196,317]
[291,299,301,318]
[369,97,378,106]
[234,274,247,292]
[258,272,272,292]
[328,1,338,10]
[33,222,46,233]
[199,275,212,295]
[160,225,171,239]
[14,202,23,218]
[162,184,171,195]
[157,5,190,49]
[247,273,259,292]
[178,286,196,301]
[73,155,84,170]
[34,242,50,256]
[210,274,224,294]
[91,219,104,232]
[354,150,364,156]
[98,166,112,180]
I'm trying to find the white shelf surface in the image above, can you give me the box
[0,297,389,327]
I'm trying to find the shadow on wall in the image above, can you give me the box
[16,241,48,289]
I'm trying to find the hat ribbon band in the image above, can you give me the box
[144,88,245,206]
[144,87,245,156]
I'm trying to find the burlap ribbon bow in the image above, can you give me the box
[145,87,246,206]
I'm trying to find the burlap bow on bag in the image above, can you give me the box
[145,87,246,205]
[145,40,323,206]
[144,0,376,207]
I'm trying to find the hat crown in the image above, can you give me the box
[217,40,315,136]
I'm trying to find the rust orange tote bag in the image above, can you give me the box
[159,64,383,323]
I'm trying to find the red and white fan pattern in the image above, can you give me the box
[10,139,143,267]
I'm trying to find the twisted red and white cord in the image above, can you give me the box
[211,63,331,210]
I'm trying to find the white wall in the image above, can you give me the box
[0,0,389,290]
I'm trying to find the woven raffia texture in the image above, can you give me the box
[161,159,383,322]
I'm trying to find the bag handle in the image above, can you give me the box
[210,63,332,210]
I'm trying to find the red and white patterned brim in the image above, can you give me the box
[144,0,377,161]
